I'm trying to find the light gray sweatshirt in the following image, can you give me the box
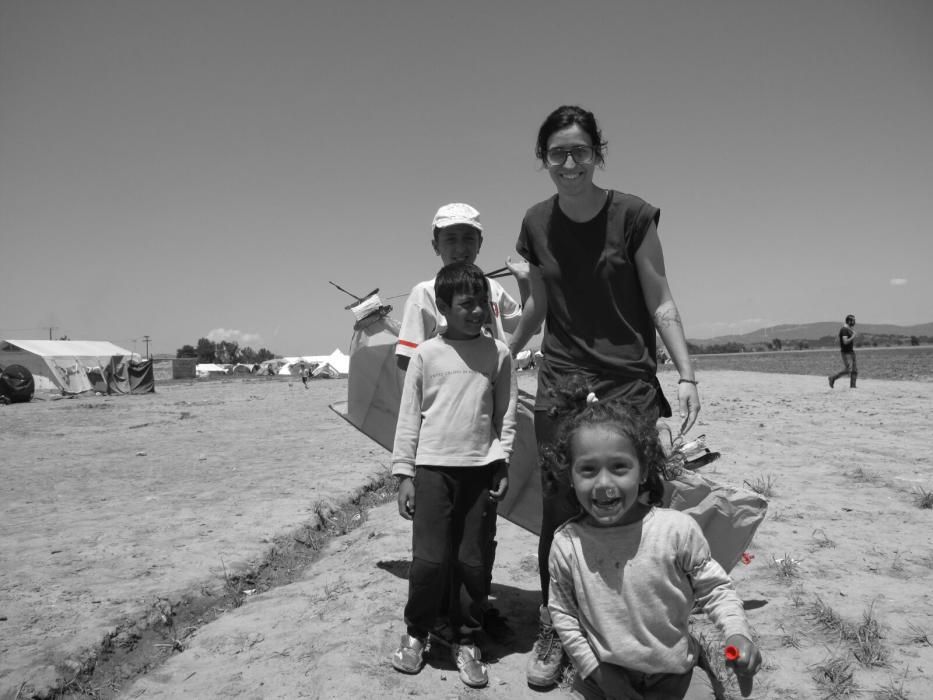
[549,507,753,678]
[392,334,517,477]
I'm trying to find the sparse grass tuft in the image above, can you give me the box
[811,597,853,638]
[810,597,889,668]
[913,486,933,509]
[907,624,930,647]
[811,653,859,698]
[874,668,911,699]
[769,507,788,522]
[848,466,880,483]
[852,603,887,667]
[220,557,246,609]
[744,473,777,498]
[780,625,803,649]
[812,528,837,549]
[322,578,348,600]
[771,553,801,579]
[153,621,197,655]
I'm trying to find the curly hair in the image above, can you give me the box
[540,376,671,509]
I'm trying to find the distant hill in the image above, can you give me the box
[691,321,933,346]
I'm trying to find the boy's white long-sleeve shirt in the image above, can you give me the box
[395,277,522,360]
[548,508,753,678]
[391,334,517,478]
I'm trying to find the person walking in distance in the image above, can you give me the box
[829,314,857,389]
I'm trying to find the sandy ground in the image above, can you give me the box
[3,370,933,699]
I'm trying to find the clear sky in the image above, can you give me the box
[2,0,930,356]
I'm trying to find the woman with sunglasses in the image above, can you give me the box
[507,105,701,689]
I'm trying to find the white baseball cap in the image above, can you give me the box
[432,202,483,233]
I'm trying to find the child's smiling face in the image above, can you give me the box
[570,425,646,527]
[437,288,489,340]
[432,225,482,266]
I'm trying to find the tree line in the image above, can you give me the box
[687,334,931,355]
[176,338,276,364]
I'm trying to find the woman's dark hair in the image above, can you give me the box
[540,376,669,509]
[535,105,608,167]
[434,261,489,307]
[845,314,856,324]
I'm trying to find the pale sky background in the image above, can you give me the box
[1,0,930,357]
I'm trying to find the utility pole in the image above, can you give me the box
[143,335,151,358]
[48,326,57,340]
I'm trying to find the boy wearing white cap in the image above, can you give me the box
[396,203,527,372]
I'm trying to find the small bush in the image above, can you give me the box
[913,486,933,509]
[771,553,801,579]
[744,473,777,497]
[811,654,859,698]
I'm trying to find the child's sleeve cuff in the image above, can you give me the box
[392,463,416,478]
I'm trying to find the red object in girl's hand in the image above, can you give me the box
[725,645,754,697]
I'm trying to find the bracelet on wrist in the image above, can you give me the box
[678,378,698,385]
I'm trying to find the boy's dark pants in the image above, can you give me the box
[405,464,495,643]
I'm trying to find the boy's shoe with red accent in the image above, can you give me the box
[452,643,488,688]
[526,605,564,688]
[392,634,426,674]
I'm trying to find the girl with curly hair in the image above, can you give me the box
[542,381,760,699]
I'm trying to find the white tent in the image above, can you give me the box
[196,363,229,377]
[0,339,136,394]
[313,349,350,378]
[276,349,350,379]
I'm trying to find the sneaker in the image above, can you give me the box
[392,634,426,674]
[828,375,835,388]
[526,605,564,688]
[452,643,488,688]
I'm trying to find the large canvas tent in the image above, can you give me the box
[277,349,349,378]
[0,340,154,395]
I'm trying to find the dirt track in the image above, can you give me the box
[4,371,933,698]
[0,377,386,698]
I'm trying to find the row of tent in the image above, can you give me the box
[0,340,154,394]
[196,348,350,379]
[0,339,350,393]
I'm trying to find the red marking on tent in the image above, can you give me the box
[741,552,755,565]
[397,340,418,349]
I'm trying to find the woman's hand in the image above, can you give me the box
[677,381,701,435]
[505,255,530,282]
